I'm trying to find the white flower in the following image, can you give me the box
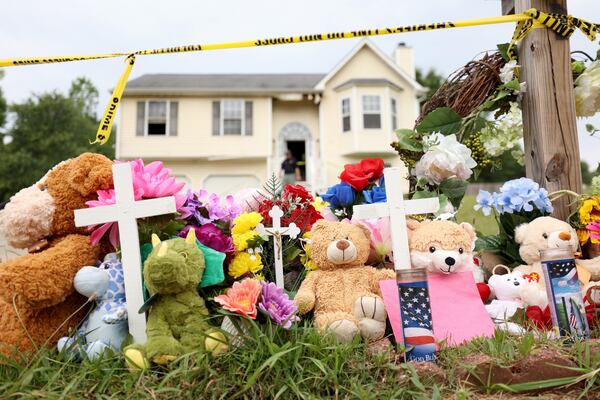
[499,60,518,84]
[480,101,523,164]
[574,60,600,117]
[414,133,477,185]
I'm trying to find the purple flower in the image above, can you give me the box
[258,282,300,329]
[179,224,234,255]
[180,190,242,225]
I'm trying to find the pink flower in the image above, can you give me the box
[587,221,600,242]
[86,160,187,249]
[353,218,392,262]
[214,279,262,319]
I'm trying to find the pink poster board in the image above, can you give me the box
[380,271,495,346]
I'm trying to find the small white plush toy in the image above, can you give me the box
[485,265,541,335]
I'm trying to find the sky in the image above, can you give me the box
[1,0,599,166]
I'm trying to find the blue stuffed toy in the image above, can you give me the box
[57,253,128,359]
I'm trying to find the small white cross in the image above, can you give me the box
[255,205,301,288]
[74,162,177,343]
[353,167,439,270]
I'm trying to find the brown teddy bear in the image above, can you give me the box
[0,153,113,356]
[295,220,395,343]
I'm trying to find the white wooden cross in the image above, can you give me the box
[255,205,301,288]
[74,162,177,343]
[353,167,440,270]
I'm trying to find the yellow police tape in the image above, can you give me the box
[0,9,597,145]
[91,56,135,145]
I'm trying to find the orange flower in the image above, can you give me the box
[214,279,261,319]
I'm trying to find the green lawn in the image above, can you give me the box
[1,321,599,399]
[456,196,499,237]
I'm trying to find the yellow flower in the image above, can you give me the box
[300,232,317,271]
[579,197,600,225]
[254,273,265,281]
[232,212,263,235]
[228,252,263,279]
[578,229,590,245]
[311,197,329,212]
[233,231,259,251]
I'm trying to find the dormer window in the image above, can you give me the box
[341,98,351,132]
[362,95,381,129]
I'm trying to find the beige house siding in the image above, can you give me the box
[318,45,416,186]
[117,40,420,194]
[119,96,271,160]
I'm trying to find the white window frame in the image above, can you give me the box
[341,97,351,133]
[391,97,398,131]
[144,100,172,137]
[219,99,246,136]
[361,95,382,130]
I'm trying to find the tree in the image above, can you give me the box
[0,78,115,201]
[581,161,597,185]
[415,67,445,106]
[0,69,7,129]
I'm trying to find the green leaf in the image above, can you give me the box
[501,79,521,92]
[434,194,449,217]
[416,107,463,135]
[412,189,437,199]
[438,178,468,208]
[394,129,423,152]
[475,235,504,252]
[497,43,510,61]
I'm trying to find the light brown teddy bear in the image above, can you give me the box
[514,216,600,281]
[295,220,395,343]
[0,153,113,356]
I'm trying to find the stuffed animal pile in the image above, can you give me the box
[0,153,113,356]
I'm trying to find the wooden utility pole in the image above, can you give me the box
[503,0,582,220]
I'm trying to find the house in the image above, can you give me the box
[117,39,423,194]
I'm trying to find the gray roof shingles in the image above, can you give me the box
[125,73,326,93]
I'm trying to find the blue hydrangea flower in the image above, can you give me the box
[321,182,356,209]
[363,186,387,204]
[474,190,494,216]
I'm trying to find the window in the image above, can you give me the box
[212,100,253,136]
[136,100,178,136]
[391,98,398,130]
[341,98,351,132]
[362,95,381,129]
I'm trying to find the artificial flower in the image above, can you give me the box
[321,182,356,209]
[355,218,392,262]
[525,305,552,330]
[258,282,300,329]
[311,196,329,212]
[179,223,234,254]
[586,220,600,244]
[479,102,524,163]
[358,158,385,181]
[362,185,387,204]
[283,204,322,232]
[87,160,186,248]
[214,279,262,319]
[499,60,518,84]
[474,190,495,217]
[228,252,264,278]
[233,230,260,251]
[340,163,371,191]
[579,197,600,226]
[232,212,263,235]
[414,133,477,185]
[233,188,263,212]
[180,190,241,225]
[574,60,600,117]
[474,178,553,216]
[300,232,317,271]
[282,184,313,203]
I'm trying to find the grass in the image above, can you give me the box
[1,321,600,399]
[1,196,596,399]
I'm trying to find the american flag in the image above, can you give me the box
[547,259,577,280]
[398,281,433,330]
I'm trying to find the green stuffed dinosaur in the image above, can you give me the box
[124,229,227,369]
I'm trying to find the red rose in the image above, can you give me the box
[283,184,313,203]
[525,305,552,330]
[359,158,385,180]
[340,163,371,191]
[283,204,322,232]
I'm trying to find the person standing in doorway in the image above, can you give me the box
[281,150,301,186]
